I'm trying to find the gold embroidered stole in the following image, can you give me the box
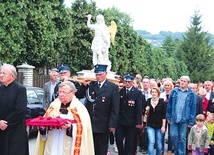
[70,108,83,155]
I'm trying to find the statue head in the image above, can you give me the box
[96,14,105,24]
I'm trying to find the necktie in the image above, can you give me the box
[126,89,129,94]
[98,83,101,89]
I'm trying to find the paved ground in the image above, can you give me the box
[29,132,147,155]
[29,131,173,155]
[107,144,148,155]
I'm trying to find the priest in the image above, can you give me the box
[34,81,94,155]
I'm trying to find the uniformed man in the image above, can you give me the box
[53,64,80,100]
[77,64,120,155]
[115,74,142,155]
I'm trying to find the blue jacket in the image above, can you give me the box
[166,87,196,126]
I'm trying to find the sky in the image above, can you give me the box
[64,0,214,34]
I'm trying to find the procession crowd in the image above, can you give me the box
[1,63,214,155]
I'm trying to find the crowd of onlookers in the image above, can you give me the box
[41,66,214,155]
[121,74,214,155]
[2,62,214,155]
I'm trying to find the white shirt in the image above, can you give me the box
[206,90,211,100]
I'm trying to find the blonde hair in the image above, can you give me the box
[195,114,205,122]
[133,78,142,89]
[198,88,207,96]
[163,80,174,90]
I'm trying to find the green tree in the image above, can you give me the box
[51,1,74,69]
[161,35,177,57]
[177,11,214,82]
[23,1,58,68]
[0,2,27,64]
[66,0,96,74]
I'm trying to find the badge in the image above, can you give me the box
[102,96,105,102]
[128,100,135,106]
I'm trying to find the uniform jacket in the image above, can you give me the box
[188,124,210,152]
[78,79,120,133]
[166,87,196,126]
[118,86,142,126]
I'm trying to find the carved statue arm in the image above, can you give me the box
[87,14,94,30]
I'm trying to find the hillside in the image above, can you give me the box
[136,30,214,47]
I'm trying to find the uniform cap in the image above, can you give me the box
[58,64,70,73]
[124,74,134,81]
[94,64,108,74]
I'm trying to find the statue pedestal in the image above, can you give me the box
[77,70,120,84]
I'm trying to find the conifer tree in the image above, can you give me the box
[177,11,214,82]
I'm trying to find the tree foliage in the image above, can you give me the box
[0,1,212,82]
[177,11,214,82]
[0,2,27,64]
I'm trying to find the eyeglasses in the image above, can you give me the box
[58,91,72,95]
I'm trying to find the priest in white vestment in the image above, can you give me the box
[34,81,94,155]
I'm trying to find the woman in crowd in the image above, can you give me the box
[143,87,166,155]
[160,80,174,155]
[133,78,143,90]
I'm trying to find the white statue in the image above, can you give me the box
[87,14,117,71]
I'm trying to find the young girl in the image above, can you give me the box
[205,113,214,155]
[188,114,210,155]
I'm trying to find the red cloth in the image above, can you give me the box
[204,148,209,153]
[26,116,76,128]
[188,145,192,150]
[203,97,209,111]
[203,97,209,118]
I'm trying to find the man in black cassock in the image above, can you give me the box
[0,64,29,155]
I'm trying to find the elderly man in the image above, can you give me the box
[77,64,120,155]
[54,64,80,99]
[43,70,59,111]
[204,81,214,101]
[142,76,151,100]
[34,81,94,155]
[205,81,214,113]
[0,64,29,155]
[166,76,196,155]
